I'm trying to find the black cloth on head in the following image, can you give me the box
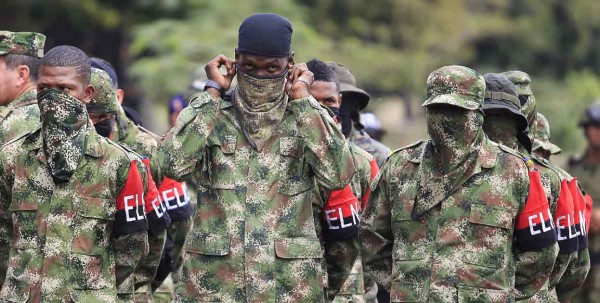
[237,13,292,58]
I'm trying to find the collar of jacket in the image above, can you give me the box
[23,120,103,159]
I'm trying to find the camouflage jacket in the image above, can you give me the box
[315,143,378,302]
[360,138,559,302]
[0,90,40,146]
[568,152,600,206]
[349,128,390,168]
[158,92,355,302]
[0,125,150,302]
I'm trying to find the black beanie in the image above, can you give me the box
[237,13,292,58]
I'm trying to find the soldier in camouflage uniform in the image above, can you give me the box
[0,45,151,302]
[87,68,174,302]
[481,73,588,302]
[569,103,600,303]
[0,31,45,145]
[361,65,559,302]
[328,62,391,167]
[501,71,537,133]
[531,113,562,161]
[307,58,380,303]
[158,13,356,302]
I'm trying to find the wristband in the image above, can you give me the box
[204,80,225,96]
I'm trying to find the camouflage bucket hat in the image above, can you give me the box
[500,71,533,96]
[87,68,120,114]
[0,31,45,58]
[422,65,485,110]
[482,73,528,132]
[532,112,561,154]
[327,62,370,110]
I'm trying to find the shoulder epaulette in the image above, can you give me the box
[350,143,374,161]
[189,92,215,109]
[389,140,425,157]
[105,138,143,162]
[0,126,40,150]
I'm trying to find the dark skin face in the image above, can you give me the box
[309,80,342,109]
[235,52,293,77]
[37,65,94,104]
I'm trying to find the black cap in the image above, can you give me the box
[237,13,292,58]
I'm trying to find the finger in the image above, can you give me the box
[222,58,235,75]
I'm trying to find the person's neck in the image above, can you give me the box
[584,145,600,163]
[14,83,36,100]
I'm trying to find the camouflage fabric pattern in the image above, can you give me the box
[421,65,486,110]
[38,89,88,182]
[158,91,355,302]
[0,31,45,58]
[0,89,40,146]
[360,137,558,302]
[532,113,561,155]
[349,128,390,168]
[568,153,600,302]
[0,125,150,302]
[88,68,121,115]
[320,143,375,303]
[483,113,586,302]
[501,71,537,129]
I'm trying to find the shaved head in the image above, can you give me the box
[40,45,91,85]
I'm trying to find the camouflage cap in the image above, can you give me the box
[532,112,561,154]
[422,65,485,110]
[0,31,45,58]
[482,73,528,132]
[87,68,120,114]
[579,102,600,127]
[500,71,533,95]
[327,62,370,110]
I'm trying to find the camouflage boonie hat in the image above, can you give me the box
[579,102,600,127]
[500,71,533,95]
[87,68,120,114]
[0,31,45,58]
[422,65,485,110]
[482,73,528,132]
[327,62,370,110]
[532,112,561,155]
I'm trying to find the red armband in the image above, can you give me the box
[584,194,593,234]
[554,179,578,254]
[568,179,588,249]
[142,158,171,234]
[514,170,557,251]
[323,185,360,241]
[158,177,193,222]
[114,160,148,237]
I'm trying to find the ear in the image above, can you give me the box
[116,89,124,105]
[235,50,240,61]
[81,84,95,104]
[338,93,343,108]
[16,65,30,86]
[288,52,295,66]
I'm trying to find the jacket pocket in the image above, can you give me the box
[182,232,229,301]
[275,237,326,289]
[390,280,424,302]
[465,204,512,269]
[207,135,237,190]
[71,197,114,256]
[457,285,510,303]
[278,137,312,196]
[9,193,39,250]
[69,288,117,303]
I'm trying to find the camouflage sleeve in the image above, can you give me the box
[0,150,13,287]
[556,249,590,301]
[513,169,559,300]
[157,92,216,182]
[324,235,361,301]
[359,166,393,295]
[115,159,150,301]
[288,96,354,190]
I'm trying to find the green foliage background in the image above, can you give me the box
[2,0,600,158]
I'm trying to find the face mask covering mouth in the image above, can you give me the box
[425,106,484,173]
[93,116,115,139]
[38,88,89,182]
[233,65,289,150]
